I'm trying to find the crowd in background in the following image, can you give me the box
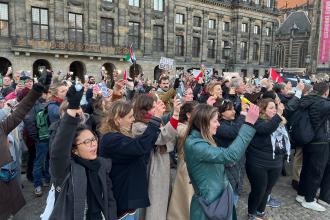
[0,64,330,220]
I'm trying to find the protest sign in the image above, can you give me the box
[159,57,175,70]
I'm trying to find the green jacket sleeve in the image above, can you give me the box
[194,124,255,164]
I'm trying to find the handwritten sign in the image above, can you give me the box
[159,57,175,70]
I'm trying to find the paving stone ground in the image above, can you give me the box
[12,172,330,220]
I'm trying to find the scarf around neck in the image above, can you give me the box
[270,124,291,162]
[72,154,104,219]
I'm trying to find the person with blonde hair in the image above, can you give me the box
[184,103,259,220]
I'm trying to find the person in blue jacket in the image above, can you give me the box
[184,103,259,220]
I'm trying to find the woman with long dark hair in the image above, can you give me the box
[184,103,259,220]
[49,85,117,220]
[131,94,181,220]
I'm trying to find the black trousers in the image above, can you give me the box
[298,143,329,202]
[246,164,282,215]
[320,144,330,203]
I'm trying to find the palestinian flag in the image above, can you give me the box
[123,45,136,64]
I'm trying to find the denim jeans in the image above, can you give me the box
[120,210,139,220]
[33,141,50,187]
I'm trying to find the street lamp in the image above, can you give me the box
[223,45,232,72]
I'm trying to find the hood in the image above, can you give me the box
[299,94,318,109]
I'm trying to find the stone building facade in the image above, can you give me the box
[0,0,279,80]
[274,11,310,70]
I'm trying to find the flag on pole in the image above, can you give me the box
[269,68,284,83]
[123,45,136,64]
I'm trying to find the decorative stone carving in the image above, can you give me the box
[100,1,114,11]
[68,0,84,6]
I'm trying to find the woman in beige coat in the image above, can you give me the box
[131,94,180,220]
[167,101,197,220]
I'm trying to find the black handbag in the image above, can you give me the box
[0,160,17,182]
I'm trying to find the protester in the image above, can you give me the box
[132,94,180,220]
[49,84,117,219]
[184,103,259,220]
[1,76,14,97]
[214,99,247,206]
[296,82,330,212]
[167,101,198,220]
[245,98,289,220]
[47,82,68,124]
[0,70,52,220]
[99,100,164,220]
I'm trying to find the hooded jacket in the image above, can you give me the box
[299,93,330,143]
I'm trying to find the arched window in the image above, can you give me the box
[33,59,52,77]
[0,57,11,75]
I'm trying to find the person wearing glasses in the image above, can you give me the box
[49,85,117,220]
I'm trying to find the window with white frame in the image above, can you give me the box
[255,0,260,4]
[254,25,260,35]
[32,7,49,40]
[176,13,184,24]
[68,13,83,43]
[241,23,248,33]
[154,0,163,11]
[266,27,271,36]
[208,19,216,29]
[223,21,230,32]
[129,0,139,7]
[266,0,271,7]
[0,3,9,36]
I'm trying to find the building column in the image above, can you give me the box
[260,20,266,64]
[216,15,224,63]
[185,6,193,62]
[13,0,27,39]
[248,18,255,64]
[144,0,152,56]
[118,0,128,47]
[87,0,97,44]
[54,0,65,41]
[201,10,209,62]
[232,15,243,67]
[166,0,175,57]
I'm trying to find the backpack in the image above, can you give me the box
[288,108,315,146]
[36,105,50,141]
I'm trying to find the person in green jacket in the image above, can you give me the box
[184,103,260,220]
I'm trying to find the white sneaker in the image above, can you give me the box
[296,195,305,203]
[301,200,326,212]
[318,199,330,208]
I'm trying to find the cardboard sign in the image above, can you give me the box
[223,72,240,79]
[159,57,175,70]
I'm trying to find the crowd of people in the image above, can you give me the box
[0,64,329,220]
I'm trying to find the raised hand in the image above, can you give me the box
[245,104,260,125]
[66,84,84,109]
[153,100,166,118]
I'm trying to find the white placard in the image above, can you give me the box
[159,57,175,70]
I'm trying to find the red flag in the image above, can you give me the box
[123,69,127,80]
[269,68,284,83]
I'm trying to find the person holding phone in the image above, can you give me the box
[0,70,52,219]
[184,104,259,220]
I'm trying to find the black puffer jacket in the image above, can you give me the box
[300,93,330,143]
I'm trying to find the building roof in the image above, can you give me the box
[276,11,311,35]
[277,0,313,9]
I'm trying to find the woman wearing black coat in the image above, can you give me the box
[214,99,246,206]
[99,99,165,220]
[245,98,290,220]
[49,85,117,220]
